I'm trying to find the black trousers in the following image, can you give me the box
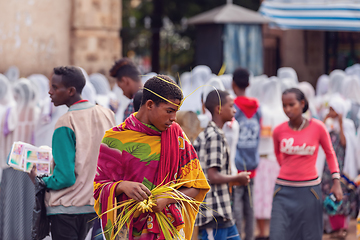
[49,213,97,240]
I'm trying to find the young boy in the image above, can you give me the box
[94,75,210,240]
[232,67,261,240]
[194,89,250,240]
[30,66,116,240]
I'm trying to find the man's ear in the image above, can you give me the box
[145,99,154,109]
[215,105,221,115]
[122,76,131,86]
[232,81,237,91]
[68,86,77,97]
[202,103,206,114]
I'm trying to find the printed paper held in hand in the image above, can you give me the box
[8,141,53,175]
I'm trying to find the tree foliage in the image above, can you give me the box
[121,0,261,75]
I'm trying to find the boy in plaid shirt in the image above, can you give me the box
[194,90,250,240]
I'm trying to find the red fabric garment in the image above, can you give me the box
[234,96,259,119]
[156,123,182,185]
[71,99,88,106]
[272,119,340,183]
[238,169,257,179]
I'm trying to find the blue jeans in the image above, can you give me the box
[198,224,241,240]
[232,181,254,240]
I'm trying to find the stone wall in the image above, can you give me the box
[0,0,72,77]
[281,30,325,87]
[263,27,325,87]
[71,0,122,75]
[0,0,121,78]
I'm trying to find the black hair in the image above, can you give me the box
[282,88,309,113]
[133,89,143,112]
[141,74,183,106]
[109,58,140,82]
[53,66,86,93]
[205,89,230,115]
[233,67,250,89]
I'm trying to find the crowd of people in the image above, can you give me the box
[0,59,360,240]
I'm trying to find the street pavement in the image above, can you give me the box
[322,219,356,239]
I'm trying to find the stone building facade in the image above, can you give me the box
[0,0,121,78]
[263,27,325,87]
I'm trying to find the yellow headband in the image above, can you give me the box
[142,74,223,113]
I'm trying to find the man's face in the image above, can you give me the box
[221,95,236,122]
[117,77,142,99]
[148,99,181,132]
[48,74,70,106]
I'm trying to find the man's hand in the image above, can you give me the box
[235,172,250,186]
[116,181,151,202]
[152,195,171,213]
[28,164,37,184]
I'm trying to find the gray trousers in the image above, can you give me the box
[232,181,254,240]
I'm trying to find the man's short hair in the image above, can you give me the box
[133,89,143,112]
[233,67,250,89]
[205,89,230,115]
[53,66,86,93]
[109,58,141,82]
[141,75,183,106]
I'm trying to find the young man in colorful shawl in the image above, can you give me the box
[94,75,210,240]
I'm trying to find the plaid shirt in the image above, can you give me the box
[123,100,134,121]
[193,121,233,227]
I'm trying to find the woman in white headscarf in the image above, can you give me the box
[28,74,68,147]
[316,70,347,121]
[4,66,20,82]
[279,77,298,93]
[246,75,267,102]
[321,95,358,238]
[12,78,40,144]
[89,73,117,109]
[79,67,97,105]
[316,74,330,96]
[253,78,287,239]
[179,72,192,97]
[277,67,299,84]
[315,75,330,120]
[0,78,37,240]
[329,70,346,95]
[0,74,18,181]
[180,65,212,114]
[345,63,360,79]
[141,72,157,86]
[297,81,318,119]
[342,75,360,131]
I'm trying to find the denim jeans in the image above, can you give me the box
[232,180,254,240]
[199,224,241,240]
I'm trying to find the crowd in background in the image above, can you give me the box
[1,62,360,239]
